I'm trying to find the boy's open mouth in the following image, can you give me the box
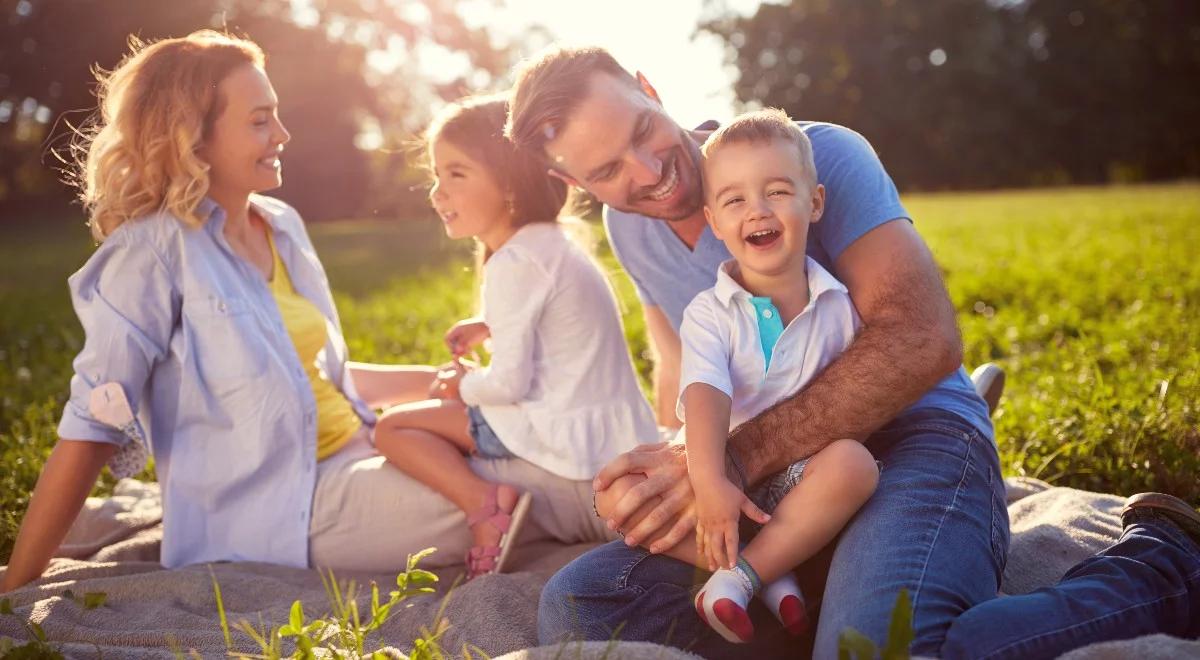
[744,229,781,247]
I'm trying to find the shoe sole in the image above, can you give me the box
[971,363,1006,416]
[1122,493,1200,539]
[493,491,534,575]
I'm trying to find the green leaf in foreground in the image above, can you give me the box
[212,547,446,658]
[882,589,914,660]
[838,588,914,660]
[838,628,878,660]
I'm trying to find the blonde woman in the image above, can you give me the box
[1,31,614,592]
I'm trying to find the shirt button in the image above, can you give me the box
[762,309,774,319]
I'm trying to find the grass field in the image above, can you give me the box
[1,183,1198,563]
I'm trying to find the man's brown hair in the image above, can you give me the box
[506,46,639,164]
[700,108,817,187]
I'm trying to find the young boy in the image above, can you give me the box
[679,108,880,643]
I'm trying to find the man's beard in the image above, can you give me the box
[611,134,705,221]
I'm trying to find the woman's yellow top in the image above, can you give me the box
[268,233,361,460]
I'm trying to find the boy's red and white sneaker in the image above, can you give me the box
[762,574,809,636]
[695,588,755,643]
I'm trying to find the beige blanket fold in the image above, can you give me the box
[0,478,1195,659]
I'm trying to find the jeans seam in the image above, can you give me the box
[911,429,978,620]
[614,546,653,592]
[875,422,973,445]
[989,484,1010,570]
[977,575,1199,660]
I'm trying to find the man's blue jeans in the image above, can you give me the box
[537,409,1200,658]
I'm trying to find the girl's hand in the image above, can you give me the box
[444,318,490,358]
[694,476,769,571]
[429,359,469,401]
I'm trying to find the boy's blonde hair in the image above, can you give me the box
[70,30,265,241]
[700,108,817,187]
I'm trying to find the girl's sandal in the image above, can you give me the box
[465,485,534,580]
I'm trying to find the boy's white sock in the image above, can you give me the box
[761,573,809,635]
[694,556,761,643]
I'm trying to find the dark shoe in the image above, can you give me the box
[970,363,1006,416]
[1122,493,1200,543]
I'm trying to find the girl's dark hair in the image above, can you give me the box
[424,92,567,227]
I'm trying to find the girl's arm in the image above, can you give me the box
[458,250,552,406]
[344,362,437,409]
[444,317,490,358]
[1,439,116,592]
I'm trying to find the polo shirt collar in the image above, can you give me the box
[712,256,849,308]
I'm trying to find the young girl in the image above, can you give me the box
[372,94,658,579]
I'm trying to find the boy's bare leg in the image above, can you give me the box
[742,439,879,584]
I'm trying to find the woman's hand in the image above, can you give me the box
[444,318,490,358]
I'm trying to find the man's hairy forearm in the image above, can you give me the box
[728,278,962,487]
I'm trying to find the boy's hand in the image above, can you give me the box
[444,318,490,358]
[694,476,769,571]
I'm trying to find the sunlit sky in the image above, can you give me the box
[363,0,768,130]
[466,0,765,127]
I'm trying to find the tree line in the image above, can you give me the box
[700,0,1200,190]
[2,0,1197,223]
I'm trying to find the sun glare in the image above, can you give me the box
[449,0,768,127]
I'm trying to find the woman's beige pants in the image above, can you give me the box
[308,426,616,572]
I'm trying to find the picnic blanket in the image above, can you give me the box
[1,477,1196,659]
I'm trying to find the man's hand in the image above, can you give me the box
[593,441,694,550]
[593,439,768,552]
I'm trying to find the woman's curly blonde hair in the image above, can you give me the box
[70,30,264,241]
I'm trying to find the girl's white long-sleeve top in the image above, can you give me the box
[459,222,658,480]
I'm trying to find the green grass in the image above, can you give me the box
[1,183,1198,564]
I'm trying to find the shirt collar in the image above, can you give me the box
[199,194,289,237]
[713,259,747,306]
[712,256,849,308]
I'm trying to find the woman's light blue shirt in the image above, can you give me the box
[57,195,375,569]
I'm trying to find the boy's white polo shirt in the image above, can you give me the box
[677,256,862,430]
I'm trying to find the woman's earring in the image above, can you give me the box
[506,198,516,216]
